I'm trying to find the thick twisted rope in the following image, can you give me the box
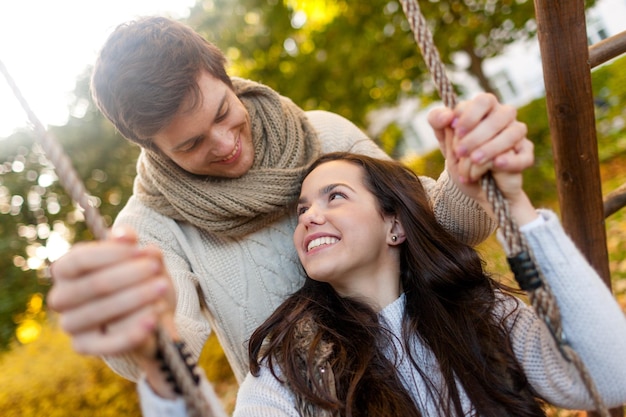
[398,1,608,415]
[0,58,227,417]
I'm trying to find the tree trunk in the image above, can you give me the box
[463,46,499,97]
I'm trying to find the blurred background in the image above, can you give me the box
[1,0,625,415]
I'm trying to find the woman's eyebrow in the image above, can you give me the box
[297,183,354,205]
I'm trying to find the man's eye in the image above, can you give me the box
[182,138,202,152]
[216,107,229,122]
[297,206,308,216]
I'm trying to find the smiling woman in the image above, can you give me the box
[214,152,626,417]
[0,0,194,138]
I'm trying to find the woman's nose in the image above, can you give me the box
[303,206,325,226]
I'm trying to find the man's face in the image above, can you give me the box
[152,72,254,178]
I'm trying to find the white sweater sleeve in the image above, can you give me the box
[137,376,187,417]
[505,209,626,409]
[232,367,300,417]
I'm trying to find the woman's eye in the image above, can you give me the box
[297,206,308,216]
[329,192,346,201]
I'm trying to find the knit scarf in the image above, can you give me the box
[133,77,321,237]
[276,316,339,417]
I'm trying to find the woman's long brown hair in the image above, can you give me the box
[249,152,545,416]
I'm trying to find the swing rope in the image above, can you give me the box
[0,58,226,417]
[398,1,609,415]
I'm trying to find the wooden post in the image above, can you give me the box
[532,0,610,280]
[532,1,621,416]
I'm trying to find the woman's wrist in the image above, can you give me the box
[138,352,178,399]
[507,191,539,227]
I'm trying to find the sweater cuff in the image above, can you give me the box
[137,374,187,417]
[519,212,546,232]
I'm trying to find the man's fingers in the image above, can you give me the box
[452,93,499,136]
[468,160,494,182]
[48,252,163,312]
[50,240,139,281]
[71,307,160,357]
[427,107,456,144]
[58,276,170,334]
[50,225,139,282]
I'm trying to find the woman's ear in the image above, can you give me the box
[388,217,406,245]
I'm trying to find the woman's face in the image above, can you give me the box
[294,160,401,299]
[151,71,255,178]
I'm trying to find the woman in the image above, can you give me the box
[139,152,626,416]
[232,153,626,416]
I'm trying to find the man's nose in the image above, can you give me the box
[208,126,233,153]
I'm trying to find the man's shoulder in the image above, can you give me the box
[114,195,172,229]
[304,110,369,149]
[304,109,352,126]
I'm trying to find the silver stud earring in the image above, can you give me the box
[391,235,398,242]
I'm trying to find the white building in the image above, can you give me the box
[368,0,626,156]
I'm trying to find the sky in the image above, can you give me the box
[0,0,196,139]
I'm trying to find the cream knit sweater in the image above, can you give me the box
[105,110,494,383]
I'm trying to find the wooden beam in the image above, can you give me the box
[604,182,626,218]
[533,0,611,282]
[532,1,621,415]
[589,30,626,68]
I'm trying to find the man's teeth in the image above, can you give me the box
[222,140,239,161]
[307,237,338,252]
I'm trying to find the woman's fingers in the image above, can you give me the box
[455,102,519,160]
[494,138,535,172]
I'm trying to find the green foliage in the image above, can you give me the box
[0,319,239,417]
[378,122,405,157]
[0,132,58,349]
[515,96,559,209]
[0,70,140,350]
[402,147,445,181]
[187,0,544,130]
[407,55,626,210]
[591,55,626,161]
